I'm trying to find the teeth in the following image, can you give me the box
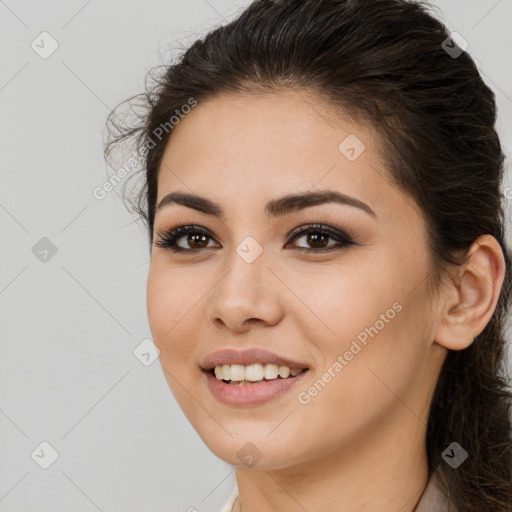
[230,364,245,381]
[245,363,264,381]
[264,364,279,380]
[213,363,305,382]
[278,366,290,378]
[222,364,231,380]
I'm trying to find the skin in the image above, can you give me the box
[146,89,506,512]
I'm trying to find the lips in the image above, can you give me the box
[200,348,309,372]
[204,368,309,406]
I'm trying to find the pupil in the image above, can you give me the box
[189,234,208,248]
[308,233,327,248]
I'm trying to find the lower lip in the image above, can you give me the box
[203,370,309,406]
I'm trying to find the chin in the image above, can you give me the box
[195,429,306,470]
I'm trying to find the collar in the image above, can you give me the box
[414,466,453,512]
[220,465,454,512]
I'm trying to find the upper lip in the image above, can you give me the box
[200,348,309,371]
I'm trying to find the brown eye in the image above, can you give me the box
[154,225,218,252]
[154,223,356,254]
[303,232,330,249]
[287,223,356,252]
[187,233,209,249]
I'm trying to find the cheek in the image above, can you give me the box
[291,252,427,389]
[146,263,203,365]
[146,265,205,419]
[288,259,399,349]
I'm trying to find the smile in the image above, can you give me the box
[213,363,306,384]
[204,366,309,406]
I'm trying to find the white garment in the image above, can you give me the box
[219,485,238,512]
[218,466,452,512]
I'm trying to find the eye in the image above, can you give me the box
[153,223,356,253]
[285,223,356,253]
[154,225,219,252]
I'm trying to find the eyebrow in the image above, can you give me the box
[155,190,376,219]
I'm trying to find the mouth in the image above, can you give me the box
[200,348,310,405]
[203,365,310,406]
[206,364,309,385]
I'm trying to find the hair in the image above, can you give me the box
[104,0,512,509]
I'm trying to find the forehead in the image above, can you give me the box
[155,90,417,223]
[160,89,372,168]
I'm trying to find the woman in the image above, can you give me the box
[104,0,512,510]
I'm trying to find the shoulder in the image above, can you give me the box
[217,468,456,512]
[218,486,238,512]
[414,465,456,512]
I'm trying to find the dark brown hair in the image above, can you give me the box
[104,0,512,509]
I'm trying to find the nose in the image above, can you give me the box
[206,246,284,332]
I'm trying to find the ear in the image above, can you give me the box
[434,234,506,351]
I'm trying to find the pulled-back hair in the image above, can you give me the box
[104,1,512,510]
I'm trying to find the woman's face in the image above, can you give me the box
[147,90,446,469]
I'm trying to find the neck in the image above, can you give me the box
[232,410,429,512]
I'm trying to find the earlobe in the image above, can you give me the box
[434,234,506,351]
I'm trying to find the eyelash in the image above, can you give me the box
[153,223,357,254]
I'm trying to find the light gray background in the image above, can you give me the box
[1,1,511,511]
